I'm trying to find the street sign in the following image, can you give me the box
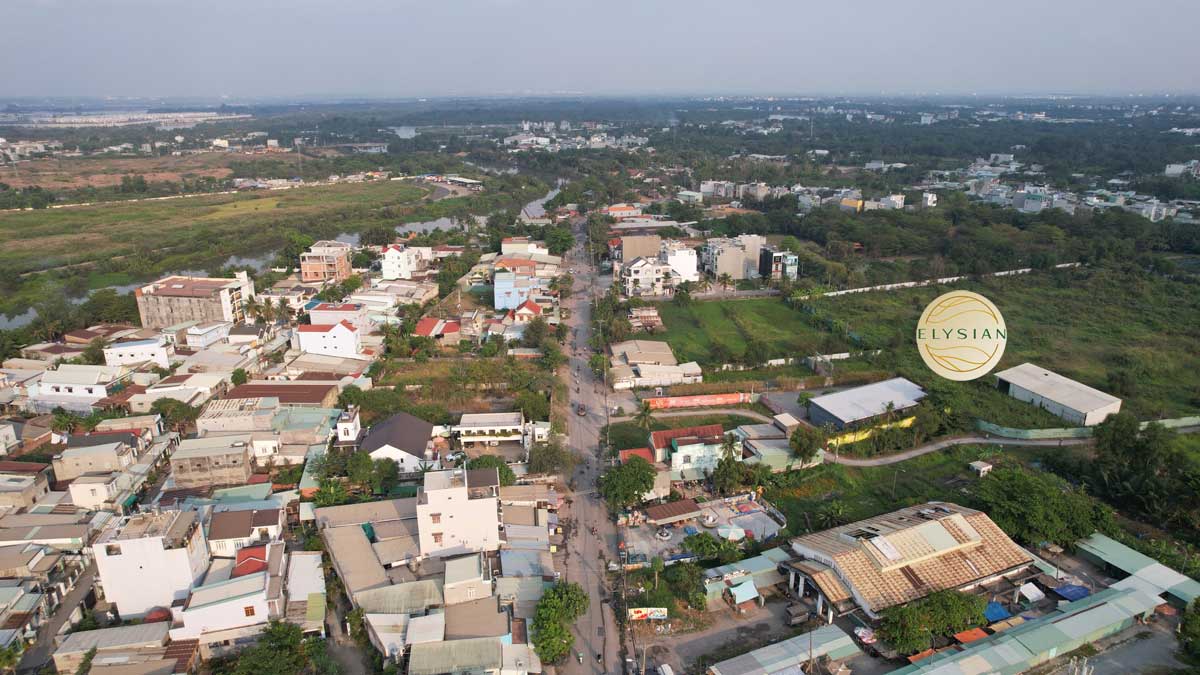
[627,607,668,621]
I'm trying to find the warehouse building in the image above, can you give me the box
[994,362,1121,426]
[807,377,926,431]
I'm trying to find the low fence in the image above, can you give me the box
[975,416,1200,439]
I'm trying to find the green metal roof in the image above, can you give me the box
[305,592,326,622]
[211,483,272,502]
[1078,532,1200,604]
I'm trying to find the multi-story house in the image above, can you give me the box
[758,246,800,281]
[295,320,362,359]
[103,336,175,370]
[27,364,128,415]
[135,272,254,330]
[0,460,52,510]
[170,435,253,488]
[308,302,371,330]
[207,509,284,558]
[92,511,210,619]
[300,241,353,283]
[416,469,501,558]
[700,234,765,281]
[661,241,699,283]
[52,440,136,481]
[619,257,674,297]
[381,244,433,280]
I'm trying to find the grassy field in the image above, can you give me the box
[808,266,1200,420]
[606,413,761,450]
[765,444,1015,533]
[654,298,845,365]
[0,152,236,189]
[0,181,428,276]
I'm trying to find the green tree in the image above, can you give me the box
[711,435,745,496]
[313,478,350,507]
[650,556,664,589]
[528,439,575,475]
[633,401,655,432]
[516,390,550,422]
[598,456,656,510]
[531,582,590,663]
[789,425,825,465]
[370,458,400,494]
[149,398,200,433]
[347,452,374,490]
[522,317,551,348]
[974,466,1113,547]
[74,647,97,675]
[466,454,516,486]
[80,337,108,365]
[1181,600,1200,661]
[231,368,249,386]
[879,591,985,656]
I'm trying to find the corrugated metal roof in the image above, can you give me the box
[54,623,169,655]
[353,579,444,614]
[995,363,1120,413]
[708,625,862,675]
[408,636,502,675]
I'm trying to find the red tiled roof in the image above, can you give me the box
[619,448,654,464]
[232,545,269,577]
[650,424,724,452]
[516,300,543,315]
[247,474,271,484]
[224,383,336,405]
[297,320,356,333]
[414,317,439,337]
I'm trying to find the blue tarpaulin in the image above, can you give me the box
[684,526,700,536]
[984,601,1012,623]
[1054,584,1091,602]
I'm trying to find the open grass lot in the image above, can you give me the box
[607,413,761,450]
[808,266,1200,420]
[654,298,845,365]
[0,152,236,189]
[0,180,428,276]
[765,444,1014,534]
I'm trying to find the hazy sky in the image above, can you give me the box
[4,0,1198,99]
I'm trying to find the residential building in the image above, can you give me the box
[994,362,1122,426]
[27,364,128,414]
[67,469,148,513]
[413,318,462,347]
[417,469,501,558]
[757,246,799,281]
[0,461,51,509]
[207,509,283,558]
[169,541,288,657]
[649,425,736,481]
[613,235,662,263]
[661,241,699,283]
[170,435,254,488]
[453,412,526,452]
[135,272,254,330]
[701,235,765,281]
[443,553,492,606]
[92,511,210,618]
[103,336,175,370]
[300,241,353,283]
[361,411,440,473]
[309,303,370,330]
[786,502,1035,621]
[493,272,541,311]
[381,245,433,280]
[619,257,674,297]
[223,382,339,408]
[500,237,549,256]
[603,203,643,220]
[184,321,232,350]
[677,190,704,204]
[295,321,362,359]
[52,441,136,481]
[807,377,927,431]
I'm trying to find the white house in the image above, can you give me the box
[619,257,673,297]
[207,508,284,558]
[361,412,440,473]
[453,412,527,451]
[28,364,127,415]
[416,469,501,558]
[185,322,233,350]
[500,237,549,256]
[309,303,370,330]
[381,245,433,280]
[103,337,175,370]
[92,511,210,618]
[661,242,699,283]
[295,321,362,359]
[66,468,149,513]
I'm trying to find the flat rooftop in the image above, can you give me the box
[142,276,240,298]
[99,510,196,545]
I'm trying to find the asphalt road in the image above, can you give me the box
[558,228,624,674]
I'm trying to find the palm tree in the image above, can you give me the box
[243,296,262,322]
[818,500,847,529]
[695,277,711,294]
[51,410,79,435]
[718,273,733,291]
[633,401,655,432]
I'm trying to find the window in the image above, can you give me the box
[243,606,256,617]
[430,513,441,525]
[105,545,122,556]
[431,533,443,544]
